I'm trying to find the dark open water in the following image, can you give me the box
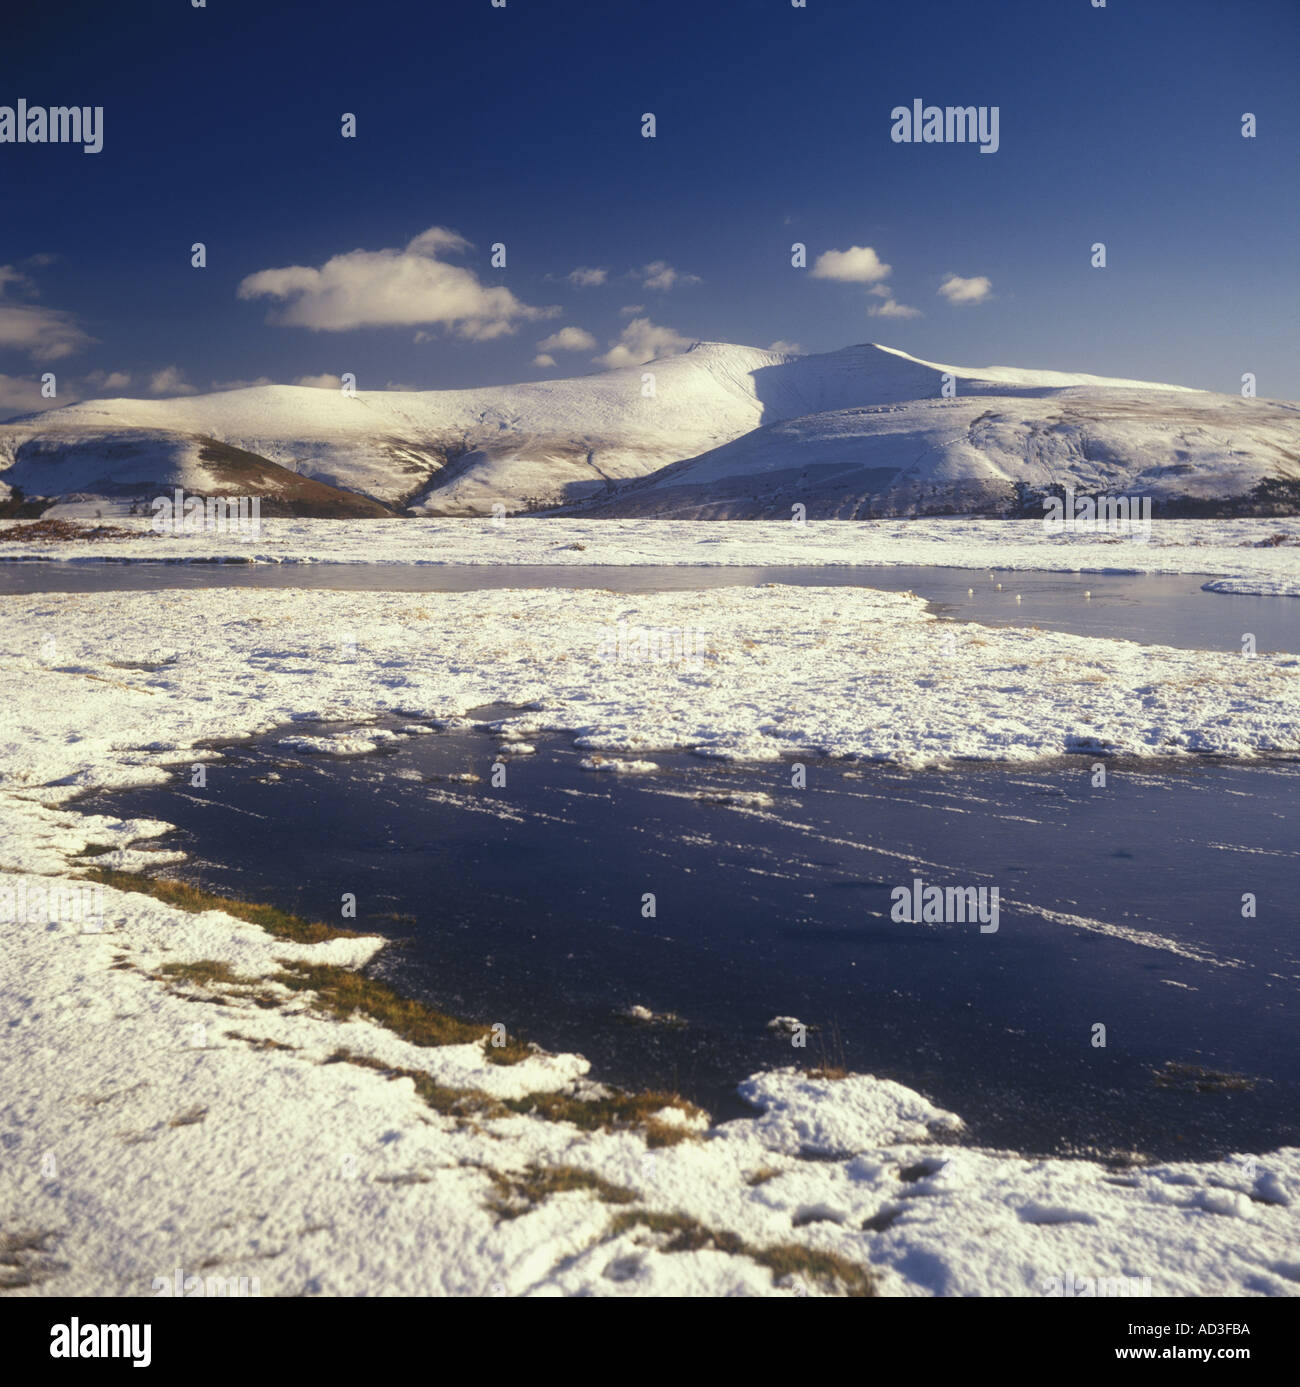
[81,714,1300,1163]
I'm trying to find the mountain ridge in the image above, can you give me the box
[2,342,1295,519]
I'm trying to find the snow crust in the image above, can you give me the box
[2,577,1298,1296]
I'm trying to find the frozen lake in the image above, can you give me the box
[82,711,1300,1164]
[3,562,1297,653]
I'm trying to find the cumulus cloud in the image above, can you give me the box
[147,366,198,396]
[537,325,597,353]
[238,227,554,340]
[532,354,557,368]
[636,261,701,292]
[868,297,922,319]
[594,317,693,369]
[293,373,342,389]
[0,265,94,361]
[767,339,803,354]
[810,246,892,284]
[938,273,992,305]
[567,266,607,287]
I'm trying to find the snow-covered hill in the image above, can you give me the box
[1,342,1295,518]
[578,388,1300,519]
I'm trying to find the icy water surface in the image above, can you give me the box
[3,562,1297,653]
[83,716,1300,1163]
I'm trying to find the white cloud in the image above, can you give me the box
[567,266,607,287]
[537,325,597,353]
[810,246,891,284]
[767,340,803,354]
[868,297,922,320]
[209,376,273,392]
[636,261,701,292]
[84,369,131,392]
[0,372,51,418]
[147,366,198,396]
[938,274,992,305]
[532,354,557,368]
[293,373,342,389]
[0,265,94,361]
[594,317,693,369]
[238,227,553,339]
[619,304,644,316]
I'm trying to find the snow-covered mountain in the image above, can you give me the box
[577,386,1300,520]
[2,342,1296,518]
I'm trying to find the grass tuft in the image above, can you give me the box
[275,964,486,1047]
[502,1089,705,1146]
[83,868,356,944]
[484,1164,636,1220]
[610,1210,877,1296]
[324,1048,506,1118]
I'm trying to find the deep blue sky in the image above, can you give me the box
[2,0,1297,413]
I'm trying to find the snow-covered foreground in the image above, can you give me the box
[3,877,1297,1298]
[5,517,1300,596]
[2,583,1298,1295]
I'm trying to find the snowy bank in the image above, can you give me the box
[2,872,1296,1297]
[2,516,1300,595]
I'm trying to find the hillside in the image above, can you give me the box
[576,388,1300,519]
[1,342,1296,518]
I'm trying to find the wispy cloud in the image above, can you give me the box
[635,261,701,292]
[0,372,50,418]
[0,264,94,361]
[566,266,608,287]
[147,366,198,396]
[84,369,131,392]
[868,296,922,319]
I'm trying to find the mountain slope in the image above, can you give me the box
[1,432,393,518]
[576,389,1300,519]
[0,343,795,513]
[1,342,1293,518]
